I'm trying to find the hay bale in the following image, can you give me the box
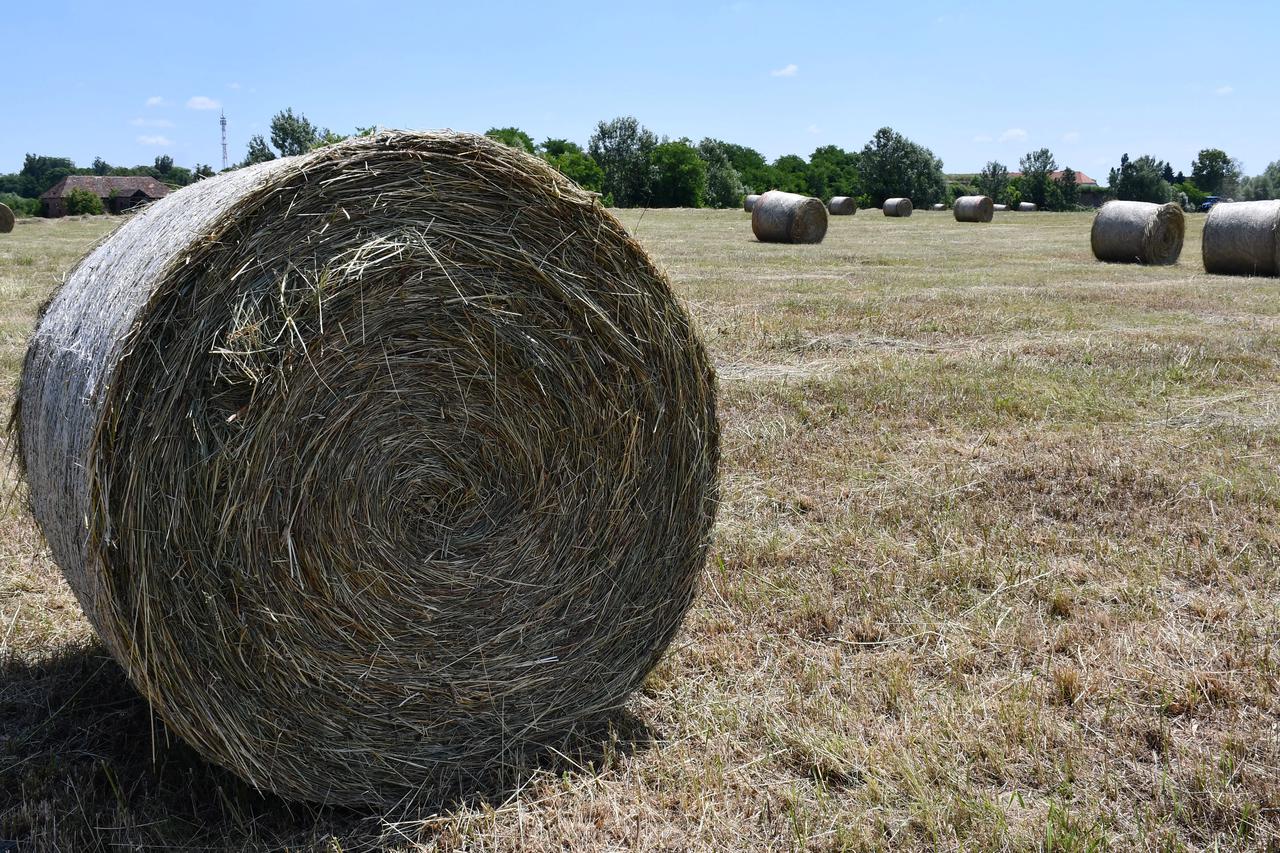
[953,195,994,223]
[751,190,828,243]
[1015,202,1037,212]
[828,196,856,215]
[993,203,1008,211]
[14,131,720,806]
[0,203,13,233]
[1090,200,1185,265]
[883,198,913,217]
[1202,200,1280,276]
[744,193,761,212]
[930,203,945,211]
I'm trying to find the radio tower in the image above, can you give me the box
[220,110,228,170]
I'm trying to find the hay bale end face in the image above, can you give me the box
[751,190,828,243]
[0,203,14,233]
[1202,200,1280,276]
[883,198,913,217]
[15,131,720,806]
[828,196,856,215]
[953,195,994,223]
[744,193,761,212]
[1015,202,1037,212]
[1090,200,1185,265]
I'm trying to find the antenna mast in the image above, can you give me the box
[220,110,229,170]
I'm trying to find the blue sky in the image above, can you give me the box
[2,0,1275,181]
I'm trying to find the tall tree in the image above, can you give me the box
[1190,148,1242,196]
[975,161,1009,201]
[153,155,174,176]
[588,116,658,207]
[19,154,75,197]
[1018,148,1057,208]
[1056,167,1079,208]
[485,127,536,153]
[243,135,277,166]
[269,108,319,157]
[1109,153,1171,203]
[697,139,745,209]
[858,127,946,207]
[650,140,707,207]
[91,157,111,176]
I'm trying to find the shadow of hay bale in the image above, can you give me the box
[0,644,655,849]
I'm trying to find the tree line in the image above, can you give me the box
[5,107,1279,217]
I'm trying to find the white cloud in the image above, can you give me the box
[1215,85,1234,96]
[770,63,798,78]
[131,118,174,128]
[186,95,221,110]
[1062,130,1081,144]
[228,82,241,90]
[998,128,1028,143]
[137,135,173,146]
[973,134,994,143]
[145,96,166,107]
[807,124,821,134]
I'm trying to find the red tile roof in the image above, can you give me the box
[40,175,172,200]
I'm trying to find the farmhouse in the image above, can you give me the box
[40,175,170,217]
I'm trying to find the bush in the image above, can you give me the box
[0,193,40,217]
[1174,181,1206,207]
[65,187,104,216]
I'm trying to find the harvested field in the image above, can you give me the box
[2,210,1279,851]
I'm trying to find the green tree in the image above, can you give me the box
[858,127,946,207]
[91,157,111,176]
[153,155,173,176]
[65,187,104,215]
[1238,160,1280,200]
[269,108,319,156]
[650,140,707,207]
[485,127,536,153]
[1109,153,1171,203]
[194,164,216,180]
[1190,149,1242,196]
[545,150,604,192]
[806,145,859,199]
[696,139,745,209]
[243,135,277,166]
[588,116,658,207]
[975,161,1010,201]
[719,143,775,194]
[19,154,76,197]
[1056,167,1079,209]
[541,138,583,157]
[1018,148,1057,208]
[771,154,809,194]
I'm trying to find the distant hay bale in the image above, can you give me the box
[1090,200,1185,265]
[883,198,913,217]
[744,194,761,212]
[953,195,994,223]
[1015,202,1037,212]
[1202,200,1280,276]
[0,203,13,233]
[14,131,720,806]
[993,203,1008,211]
[751,190,828,243]
[828,196,856,215]
[930,203,945,211]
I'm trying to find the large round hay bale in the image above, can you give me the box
[953,196,994,223]
[1090,200,1185,265]
[993,203,1008,211]
[0,203,14,233]
[828,196,856,215]
[1015,202,1037,212]
[14,131,720,806]
[930,203,945,211]
[883,198,913,217]
[751,190,828,243]
[1202,200,1280,276]
[744,193,761,212]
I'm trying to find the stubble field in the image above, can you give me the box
[2,209,1278,851]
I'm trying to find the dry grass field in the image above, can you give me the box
[2,209,1279,851]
